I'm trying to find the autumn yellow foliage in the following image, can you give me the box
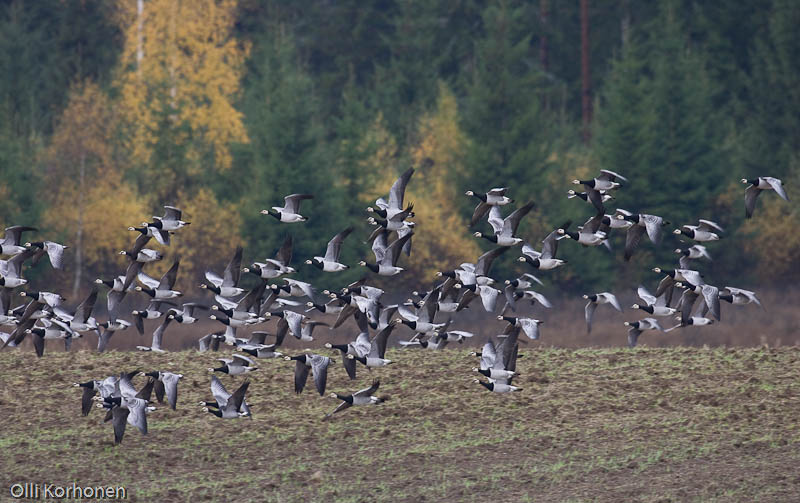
[364,83,481,282]
[114,0,249,174]
[146,188,243,293]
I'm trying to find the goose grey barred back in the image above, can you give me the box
[664,316,715,332]
[26,240,68,269]
[474,379,521,393]
[96,319,132,352]
[201,246,244,298]
[150,205,189,231]
[368,167,415,220]
[632,285,677,317]
[518,226,568,271]
[129,222,170,246]
[0,248,35,288]
[474,201,536,246]
[673,219,724,242]
[135,258,182,299]
[131,299,176,335]
[203,378,251,419]
[0,226,37,255]
[360,230,413,276]
[675,244,712,269]
[119,232,162,263]
[351,321,398,367]
[135,314,173,352]
[209,354,258,375]
[618,212,669,261]
[583,292,623,334]
[624,318,664,347]
[284,353,334,395]
[571,169,628,191]
[306,226,353,272]
[742,176,789,218]
[721,286,763,308]
[466,187,513,226]
[498,315,543,340]
[244,234,294,279]
[261,193,314,223]
[142,371,183,410]
[198,331,225,352]
[324,379,386,420]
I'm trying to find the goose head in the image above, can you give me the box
[571,179,581,185]
[464,190,474,196]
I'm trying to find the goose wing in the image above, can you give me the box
[138,271,160,290]
[111,406,130,444]
[43,241,67,269]
[764,177,789,201]
[228,380,250,413]
[642,214,665,245]
[743,185,761,218]
[284,194,313,214]
[159,259,180,290]
[480,340,496,370]
[487,206,505,234]
[697,219,724,233]
[353,332,372,357]
[385,231,414,267]
[474,247,509,277]
[478,285,500,312]
[294,360,310,394]
[637,286,657,306]
[73,288,98,324]
[81,385,97,416]
[598,169,628,182]
[371,229,389,263]
[162,206,182,221]
[2,225,36,246]
[678,289,699,324]
[624,224,646,261]
[388,167,414,210]
[222,246,243,287]
[470,202,491,227]
[604,293,623,312]
[627,327,642,348]
[210,375,231,406]
[310,355,332,396]
[585,301,598,334]
[586,188,606,213]
[151,316,173,351]
[274,234,293,266]
[324,227,353,263]
[369,323,396,359]
[502,201,535,236]
[162,373,181,409]
[700,285,721,321]
[354,379,380,398]
[541,226,565,260]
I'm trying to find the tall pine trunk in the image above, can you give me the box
[580,0,592,143]
[72,152,85,297]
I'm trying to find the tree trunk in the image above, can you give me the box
[137,0,144,73]
[72,152,85,297]
[580,0,592,144]
[621,0,631,48]
[539,0,549,71]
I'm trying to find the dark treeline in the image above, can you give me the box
[1,0,798,295]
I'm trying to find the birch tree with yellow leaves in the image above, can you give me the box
[114,0,249,200]
[365,83,481,284]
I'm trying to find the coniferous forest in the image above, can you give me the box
[2,0,799,294]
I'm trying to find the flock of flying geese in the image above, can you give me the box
[0,169,789,443]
